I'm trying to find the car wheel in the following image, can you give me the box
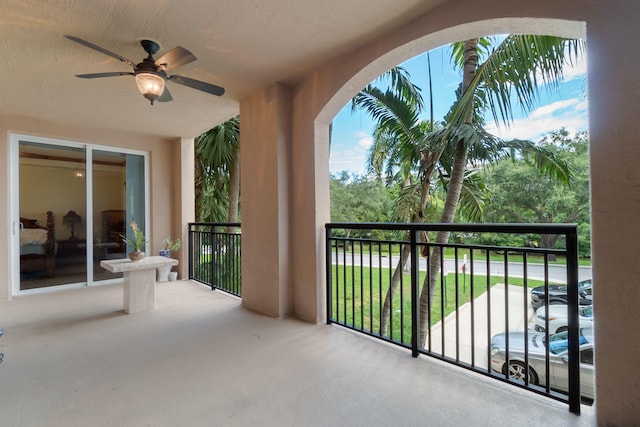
[556,326,568,334]
[504,361,539,384]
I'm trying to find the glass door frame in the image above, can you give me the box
[10,133,150,296]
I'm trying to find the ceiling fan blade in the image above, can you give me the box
[65,35,136,67]
[168,75,225,96]
[75,72,134,79]
[158,87,173,102]
[155,47,196,71]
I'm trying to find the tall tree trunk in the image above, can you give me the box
[379,241,412,336]
[380,152,439,336]
[418,141,469,345]
[227,150,240,232]
[194,157,204,222]
[418,39,478,347]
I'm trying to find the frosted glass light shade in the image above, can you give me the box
[135,72,165,104]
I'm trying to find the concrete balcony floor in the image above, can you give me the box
[0,281,595,426]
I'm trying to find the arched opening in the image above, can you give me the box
[313,16,590,407]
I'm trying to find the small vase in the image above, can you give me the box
[159,249,171,258]
[128,250,145,261]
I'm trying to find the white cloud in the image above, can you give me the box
[356,131,373,149]
[529,99,580,119]
[486,97,588,140]
[330,130,373,174]
[562,53,587,82]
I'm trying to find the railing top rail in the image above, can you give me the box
[326,222,577,234]
[189,222,241,227]
[329,237,569,255]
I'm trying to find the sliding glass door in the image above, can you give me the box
[92,150,147,282]
[11,135,148,294]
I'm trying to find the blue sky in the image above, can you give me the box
[330,43,588,175]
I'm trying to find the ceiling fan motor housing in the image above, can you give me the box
[140,39,160,56]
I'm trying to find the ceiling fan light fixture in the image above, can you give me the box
[135,72,165,105]
[66,36,225,104]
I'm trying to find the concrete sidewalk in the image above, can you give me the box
[428,283,534,370]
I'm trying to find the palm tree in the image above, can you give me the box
[417,35,584,346]
[351,35,582,341]
[353,76,486,336]
[195,115,240,224]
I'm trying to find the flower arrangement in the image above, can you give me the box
[163,237,182,252]
[121,221,146,252]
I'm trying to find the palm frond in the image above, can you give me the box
[455,169,487,222]
[447,35,584,130]
[505,139,572,185]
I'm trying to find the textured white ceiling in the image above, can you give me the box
[0,0,444,139]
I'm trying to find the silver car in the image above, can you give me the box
[534,304,594,334]
[490,328,594,399]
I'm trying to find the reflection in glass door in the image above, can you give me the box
[18,141,87,290]
[92,150,127,282]
[92,150,147,282]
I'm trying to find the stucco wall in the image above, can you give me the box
[240,0,639,423]
[240,83,293,318]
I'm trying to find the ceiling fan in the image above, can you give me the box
[65,35,225,105]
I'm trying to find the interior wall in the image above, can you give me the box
[19,158,126,241]
[0,113,181,299]
[20,159,87,239]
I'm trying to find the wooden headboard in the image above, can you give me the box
[20,216,45,229]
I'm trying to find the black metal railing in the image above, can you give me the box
[325,222,584,414]
[188,222,241,297]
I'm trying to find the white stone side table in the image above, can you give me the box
[100,256,179,314]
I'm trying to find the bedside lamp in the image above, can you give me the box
[63,210,82,240]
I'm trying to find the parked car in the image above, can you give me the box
[534,304,593,334]
[490,328,594,399]
[530,279,593,310]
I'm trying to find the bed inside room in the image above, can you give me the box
[19,211,56,278]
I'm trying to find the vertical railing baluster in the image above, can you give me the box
[486,250,492,374]
[410,230,419,358]
[566,229,581,415]
[544,253,551,394]
[440,245,446,358]
[523,252,530,384]
[369,241,373,334]
[388,242,394,341]
[325,226,333,324]
[503,250,510,380]
[470,248,475,368]
[426,242,432,352]
[359,240,364,332]
[399,242,405,343]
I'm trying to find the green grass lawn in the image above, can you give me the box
[330,265,547,345]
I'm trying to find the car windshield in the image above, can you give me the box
[545,330,590,355]
[580,305,593,318]
[579,280,592,292]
